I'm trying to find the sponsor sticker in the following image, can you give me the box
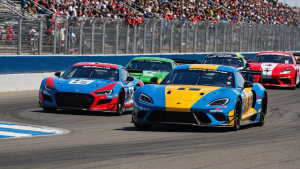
[210,110,223,113]
[69,79,95,85]
[257,99,262,104]
[115,94,118,97]
[83,66,111,69]
[233,90,239,95]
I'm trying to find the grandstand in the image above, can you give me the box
[0,0,299,55]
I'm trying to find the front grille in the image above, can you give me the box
[147,111,163,122]
[279,79,292,84]
[43,94,53,103]
[211,113,226,121]
[147,111,211,124]
[97,99,112,105]
[143,82,153,85]
[137,111,148,118]
[160,111,198,124]
[262,79,280,85]
[54,93,95,109]
[194,112,212,123]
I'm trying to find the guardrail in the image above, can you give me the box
[0,17,299,55]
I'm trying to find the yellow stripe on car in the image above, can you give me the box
[189,64,219,70]
[165,85,221,112]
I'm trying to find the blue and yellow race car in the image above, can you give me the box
[131,64,267,131]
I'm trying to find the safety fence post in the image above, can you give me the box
[102,20,107,54]
[17,16,22,55]
[90,19,96,54]
[38,19,43,55]
[53,15,57,54]
[115,20,119,54]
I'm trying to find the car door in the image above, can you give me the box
[236,72,253,122]
[120,68,134,104]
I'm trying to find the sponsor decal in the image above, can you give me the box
[210,110,223,113]
[83,66,111,69]
[69,79,95,85]
[257,99,262,104]
[138,60,164,63]
[222,106,227,108]
[233,90,239,95]
[257,84,265,91]
[143,71,155,77]
[133,102,149,111]
[115,94,118,97]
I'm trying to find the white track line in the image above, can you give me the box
[0,131,32,137]
[0,124,62,134]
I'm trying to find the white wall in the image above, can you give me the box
[0,72,55,92]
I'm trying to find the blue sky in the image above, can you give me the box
[278,0,300,7]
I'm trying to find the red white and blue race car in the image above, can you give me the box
[249,51,300,88]
[39,62,144,115]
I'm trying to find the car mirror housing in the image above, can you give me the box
[150,77,158,84]
[126,76,134,81]
[244,81,253,88]
[245,63,250,67]
[296,61,300,64]
[55,72,61,77]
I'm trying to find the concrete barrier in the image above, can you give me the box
[0,72,55,92]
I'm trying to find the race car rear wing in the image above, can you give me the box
[239,69,262,83]
[126,69,143,76]
[171,59,201,65]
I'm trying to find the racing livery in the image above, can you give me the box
[202,53,251,69]
[39,62,143,115]
[131,64,267,131]
[125,57,200,84]
[249,51,300,88]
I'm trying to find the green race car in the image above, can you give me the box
[125,57,200,84]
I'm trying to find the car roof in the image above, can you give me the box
[73,62,119,69]
[205,53,243,58]
[257,51,293,56]
[174,64,236,73]
[131,57,173,63]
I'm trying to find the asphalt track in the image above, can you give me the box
[0,88,299,169]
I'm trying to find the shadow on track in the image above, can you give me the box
[115,123,259,133]
[31,109,132,116]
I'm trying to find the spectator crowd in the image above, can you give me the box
[22,0,300,27]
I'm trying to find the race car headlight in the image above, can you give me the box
[44,84,55,91]
[209,98,229,106]
[280,69,292,74]
[139,93,153,104]
[94,90,113,95]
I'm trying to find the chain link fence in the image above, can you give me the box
[1,16,300,55]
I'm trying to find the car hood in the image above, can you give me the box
[52,78,117,93]
[155,85,226,101]
[249,62,294,71]
[131,71,168,83]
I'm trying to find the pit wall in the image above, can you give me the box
[0,53,258,92]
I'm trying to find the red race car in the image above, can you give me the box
[249,51,300,89]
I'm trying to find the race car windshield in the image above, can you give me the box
[254,54,293,64]
[160,69,235,87]
[127,60,172,72]
[61,66,119,80]
[203,57,244,68]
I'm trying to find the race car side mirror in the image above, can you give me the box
[55,72,61,77]
[245,63,250,67]
[150,77,158,84]
[296,61,300,64]
[126,76,134,81]
[244,81,253,88]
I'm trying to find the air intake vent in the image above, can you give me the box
[97,99,112,105]
[178,88,185,90]
[189,88,200,91]
[137,111,148,118]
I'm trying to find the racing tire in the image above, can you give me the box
[296,74,300,88]
[134,123,152,130]
[115,90,124,116]
[42,107,57,113]
[257,94,267,126]
[231,98,241,131]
